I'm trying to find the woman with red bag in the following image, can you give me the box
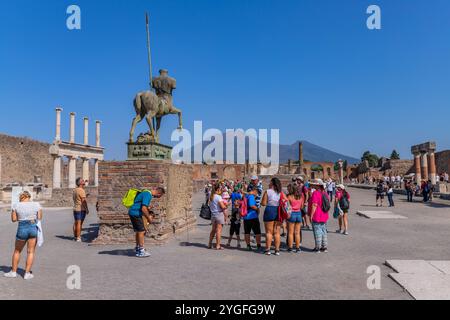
[261,177,282,256]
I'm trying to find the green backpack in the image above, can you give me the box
[122,189,151,209]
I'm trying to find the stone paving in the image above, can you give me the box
[356,210,408,219]
[0,188,449,300]
[387,260,450,299]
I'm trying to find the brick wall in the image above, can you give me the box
[94,160,196,244]
[0,133,53,186]
[436,151,450,174]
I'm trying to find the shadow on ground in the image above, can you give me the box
[55,223,99,243]
[98,249,135,257]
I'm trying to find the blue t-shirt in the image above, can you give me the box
[231,192,242,207]
[244,194,258,220]
[128,191,153,217]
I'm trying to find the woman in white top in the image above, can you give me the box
[4,191,42,280]
[261,177,282,256]
[208,183,228,250]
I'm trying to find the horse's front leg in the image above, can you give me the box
[171,106,183,130]
[156,117,162,140]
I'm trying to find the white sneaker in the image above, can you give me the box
[4,271,17,278]
[136,250,151,258]
[24,272,34,280]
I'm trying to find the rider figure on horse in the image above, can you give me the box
[152,69,177,116]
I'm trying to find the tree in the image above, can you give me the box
[390,150,400,160]
[361,151,379,167]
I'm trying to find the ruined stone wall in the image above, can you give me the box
[436,151,450,174]
[45,186,98,208]
[381,159,414,176]
[191,163,245,192]
[94,160,195,244]
[0,133,53,186]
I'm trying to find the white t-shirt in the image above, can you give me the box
[12,202,41,221]
[267,189,281,206]
[209,194,223,215]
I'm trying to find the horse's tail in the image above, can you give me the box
[133,92,142,115]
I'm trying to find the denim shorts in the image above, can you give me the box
[16,221,38,241]
[73,211,87,222]
[288,211,302,223]
[263,206,279,222]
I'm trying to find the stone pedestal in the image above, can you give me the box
[93,160,195,245]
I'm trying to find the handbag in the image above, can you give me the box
[278,193,292,221]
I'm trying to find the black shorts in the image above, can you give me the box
[130,216,145,232]
[243,218,261,235]
[229,220,241,236]
[376,193,384,200]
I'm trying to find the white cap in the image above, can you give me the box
[250,175,259,180]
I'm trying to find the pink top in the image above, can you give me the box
[289,197,303,212]
[336,190,350,201]
[308,190,329,223]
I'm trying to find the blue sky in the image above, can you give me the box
[1,0,449,160]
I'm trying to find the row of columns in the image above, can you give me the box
[413,151,437,184]
[52,108,102,189]
[53,155,100,188]
[56,108,101,147]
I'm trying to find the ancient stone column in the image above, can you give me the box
[429,151,437,184]
[288,159,292,173]
[83,117,89,145]
[82,158,90,185]
[68,156,77,188]
[53,156,62,189]
[414,153,422,183]
[338,160,344,184]
[55,107,63,142]
[95,120,101,147]
[421,152,429,181]
[70,112,76,144]
[298,142,304,168]
[94,159,99,187]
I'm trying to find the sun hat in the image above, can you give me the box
[310,179,325,188]
[337,184,345,190]
[296,176,304,181]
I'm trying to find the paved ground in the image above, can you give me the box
[0,188,449,300]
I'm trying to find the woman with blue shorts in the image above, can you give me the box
[287,184,305,253]
[4,191,42,280]
[261,178,282,256]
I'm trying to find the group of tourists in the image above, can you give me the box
[206,175,351,255]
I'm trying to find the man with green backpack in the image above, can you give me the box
[122,187,166,258]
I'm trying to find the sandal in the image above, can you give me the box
[215,247,224,250]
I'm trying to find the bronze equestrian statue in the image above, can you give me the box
[129,69,183,143]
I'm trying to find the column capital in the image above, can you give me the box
[56,107,63,112]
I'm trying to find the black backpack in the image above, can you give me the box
[377,184,384,194]
[200,204,211,220]
[321,192,331,212]
[339,192,350,210]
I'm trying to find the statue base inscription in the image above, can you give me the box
[127,141,172,161]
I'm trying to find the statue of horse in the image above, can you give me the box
[129,91,182,143]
